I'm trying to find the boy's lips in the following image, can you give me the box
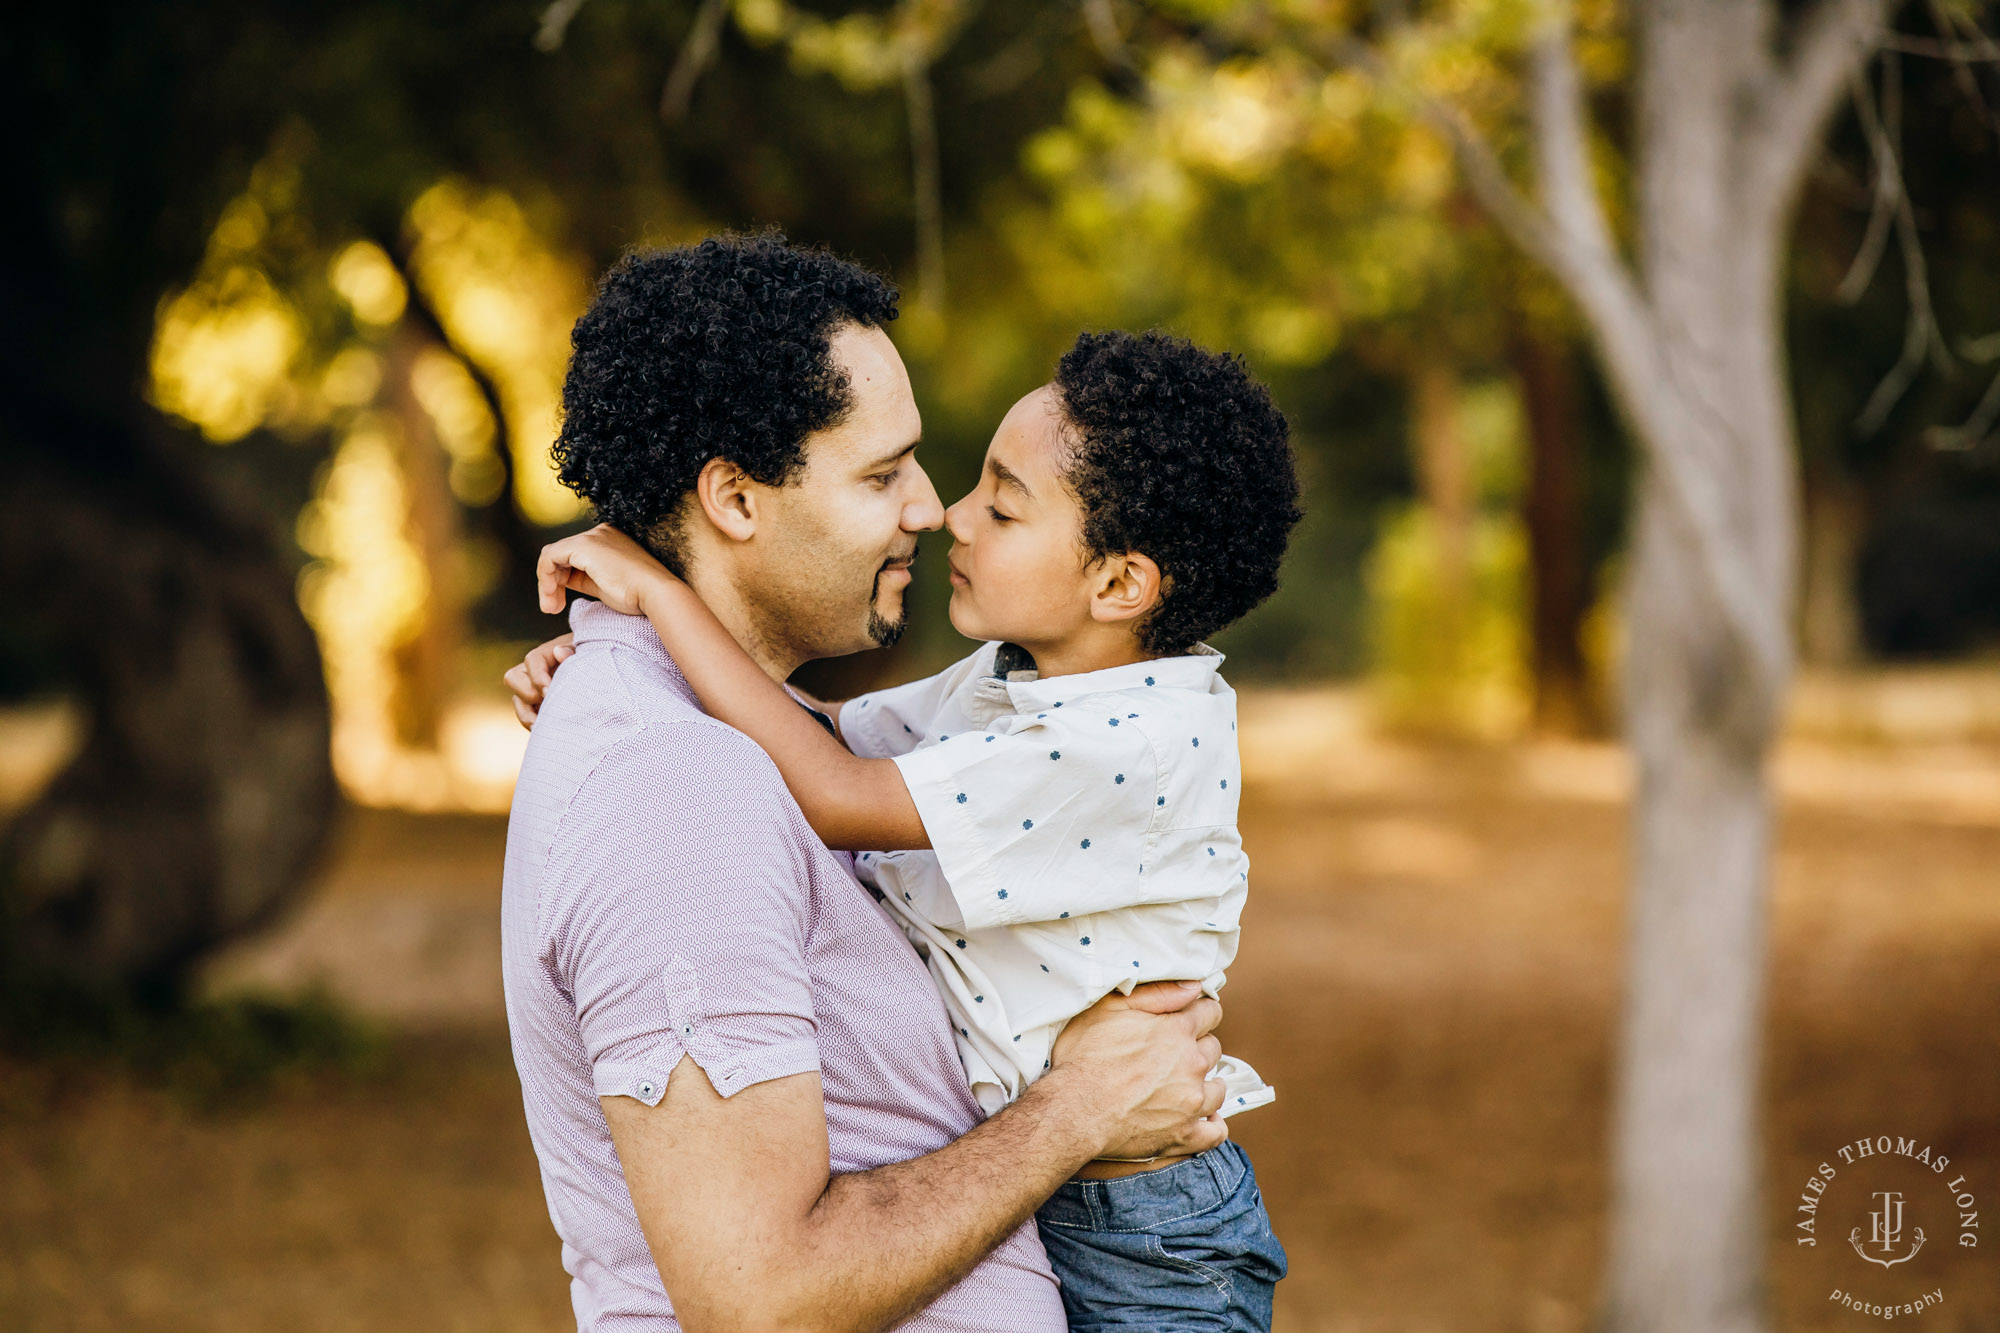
[947,559,968,587]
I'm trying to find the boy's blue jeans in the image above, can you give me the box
[1035,1140,1286,1331]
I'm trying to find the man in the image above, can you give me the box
[502,232,1229,1332]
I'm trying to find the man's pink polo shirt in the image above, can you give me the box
[501,600,1063,1331]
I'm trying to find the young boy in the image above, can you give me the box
[531,330,1301,1329]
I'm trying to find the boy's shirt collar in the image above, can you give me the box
[963,640,1225,725]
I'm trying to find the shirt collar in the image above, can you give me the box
[569,599,697,704]
[975,640,1225,715]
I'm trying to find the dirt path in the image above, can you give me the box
[4,696,1996,1331]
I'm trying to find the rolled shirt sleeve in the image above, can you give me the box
[545,721,823,1105]
[892,704,1191,931]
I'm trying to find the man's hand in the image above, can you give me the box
[505,634,574,729]
[1043,980,1230,1163]
[537,523,676,617]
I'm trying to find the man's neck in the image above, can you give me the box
[681,563,802,683]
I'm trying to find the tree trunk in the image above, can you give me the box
[1403,0,1877,1322]
[0,416,337,992]
[1598,2,1814,1327]
[1511,327,1598,734]
[1799,479,1864,666]
[1411,359,1473,606]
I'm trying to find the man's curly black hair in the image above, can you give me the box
[552,232,899,575]
[1054,331,1301,656]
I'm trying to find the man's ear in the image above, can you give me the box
[1089,551,1164,627]
[692,457,760,543]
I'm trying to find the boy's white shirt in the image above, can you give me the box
[839,639,1275,1121]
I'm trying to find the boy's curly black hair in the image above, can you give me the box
[1054,331,1301,656]
[552,232,899,574]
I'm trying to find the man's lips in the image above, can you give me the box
[877,549,918,587]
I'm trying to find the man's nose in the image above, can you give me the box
[903,459,945,533]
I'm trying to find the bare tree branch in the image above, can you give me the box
[902,43,947,311]
[534,0,590,52]
[1081,0,1133,69]
[1924,365,2000,450]
[1847,60,1954,435]
[1923,0,2000,134]
[662,0,731,125]
[1879,30,2000,60]
[1748,0,1893,213]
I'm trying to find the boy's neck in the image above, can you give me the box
[1014,630,1157,681]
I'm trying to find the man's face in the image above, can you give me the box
[746,323,942,663]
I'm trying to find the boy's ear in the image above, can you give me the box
[692,457,760,543]
[1089,551,1164,627]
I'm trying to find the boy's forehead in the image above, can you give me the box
[989,385,1068,484]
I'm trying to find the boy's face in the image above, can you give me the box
[942,385,1105,653]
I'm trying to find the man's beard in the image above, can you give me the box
[865,549,915,648]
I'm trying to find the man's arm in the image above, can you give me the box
[605,983,1228,1333]
[537,525,927,851]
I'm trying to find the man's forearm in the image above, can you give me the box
[769,1071,1101,1333]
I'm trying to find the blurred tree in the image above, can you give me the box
[0,6,340,990]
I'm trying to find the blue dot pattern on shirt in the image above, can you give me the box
[997,889,1008,899]
[1192,737,1200,747]
[1208,847,1216,856]
[1059,912,1069,919]
[1157,796,1165,806]
[1114,773,1124,784]
[1049,751,1061,760]
[1108,718,1120,727]
[1221,779,1228,789]
[955,939,967,948]
[974,995,983,1003]
[1080,838,1091,849]
[956,792,967,803]
[1145,676,1155,685]
[1040,964,1050,972]
[1080,936,1090,945]
[985,735,995,743]
[1022,819,1034,829]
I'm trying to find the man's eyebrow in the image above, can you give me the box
[988,458,1033,499]
[863,439,920,472]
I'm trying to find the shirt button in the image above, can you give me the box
[638,1081,657,1098]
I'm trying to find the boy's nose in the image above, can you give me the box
[942,493,973,544]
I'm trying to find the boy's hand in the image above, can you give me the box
[505,634,575,728]
[537,524,676,618]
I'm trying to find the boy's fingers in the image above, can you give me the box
[512,696,538,730]
[1198,1077,1228,1121]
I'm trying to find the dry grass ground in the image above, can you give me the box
[3,686,1997,1332]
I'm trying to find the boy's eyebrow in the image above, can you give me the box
[988,458,1033,499]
